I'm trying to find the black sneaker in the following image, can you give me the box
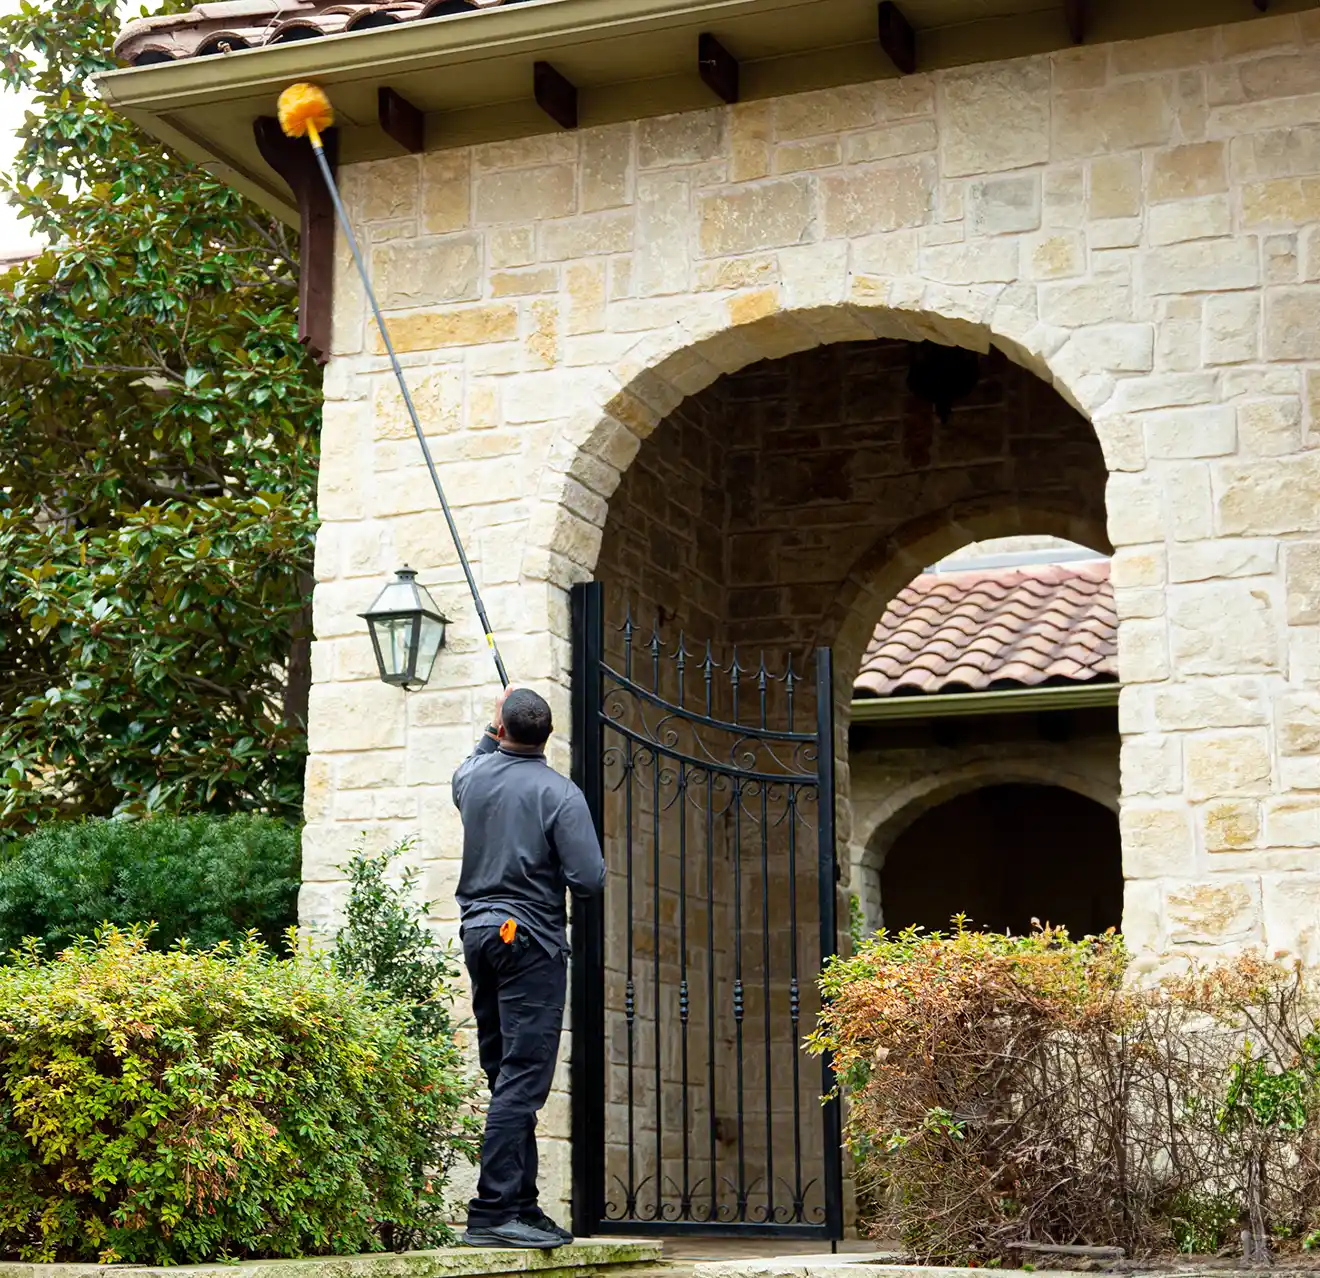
[521,1211,573,1244]
[462,1219,565,1250]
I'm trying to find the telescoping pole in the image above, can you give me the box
[277,83,509,688]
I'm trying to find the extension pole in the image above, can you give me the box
[278,84,509,688]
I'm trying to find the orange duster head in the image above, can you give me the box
[278,82,334,145]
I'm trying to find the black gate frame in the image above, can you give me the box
[569,581,844,1240]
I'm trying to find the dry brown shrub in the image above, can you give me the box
[809,924,1320,1264]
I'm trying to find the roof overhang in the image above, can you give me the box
[94,0,1320,225]
[850,681,1120,723]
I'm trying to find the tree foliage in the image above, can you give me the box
[0,0,320,831]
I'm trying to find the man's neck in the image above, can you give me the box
[499,740,544,757]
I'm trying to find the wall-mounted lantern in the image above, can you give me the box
[360,566,450,691]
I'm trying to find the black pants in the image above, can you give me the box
[463,923,567,1228]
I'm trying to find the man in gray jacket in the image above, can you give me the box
[453,686,606,1250]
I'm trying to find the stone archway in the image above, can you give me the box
[872,782,1123,939]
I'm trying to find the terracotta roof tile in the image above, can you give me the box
[114,0,524,65]
[854,560,1117,698]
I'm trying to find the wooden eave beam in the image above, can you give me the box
[252,117,337,364]
[698,31,739,104]
[379,86,424,153]
[1064,0,1088,42]
[877,1,916,75]
[534,60,578,129]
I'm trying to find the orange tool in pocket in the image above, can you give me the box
[500,918,518,945]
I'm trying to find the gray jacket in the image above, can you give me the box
[452,734,606,955]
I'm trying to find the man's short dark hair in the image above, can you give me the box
[503,688,553,747]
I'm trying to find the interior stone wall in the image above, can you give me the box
[307,11,1320,1224]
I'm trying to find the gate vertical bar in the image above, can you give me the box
[571,581,607,1238]
[814,647,845,1240]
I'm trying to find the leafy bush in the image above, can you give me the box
[333,840,464,1042]
[0,814,299,954]
[0,928,472,1263]
[810,924,1320,1264]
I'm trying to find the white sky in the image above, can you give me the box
[0,82,37,259]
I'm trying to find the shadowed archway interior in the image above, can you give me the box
[881,783,1123,938]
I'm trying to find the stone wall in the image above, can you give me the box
[309,11,1320,1220]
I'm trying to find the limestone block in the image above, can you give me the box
[1204,293,1260,365]
[1185,730,1273,799]
[1149,143,1228,203]
[1094,412,1145,471]
[1054,80,1173,160]
[1266,288,1320,360]
[1262,873,1320,966]
[1216,454,1320,536]
[1122,879,1164,954]
[1028,232,1086,279]
[1277,689,1320,757]
[938,60,1050,177]
[1045,164,1086,228]
[820,158,935,238]
[419,149,470,235]
[698,178,813,255]
[1143,406,1235,459]
[1149,197,1232,247]
[1155,297,1203,373]
[318,401,370,521]
[1169,581,1279,675]
[1238,399,1303,456]
[1107,472,1165,545]
[474,166,576,226]
[1266,233,1300,283]
[638,109,724,168]
[581,122,633,211]
[1040,280,1132,326]
[968,174,1041,235]
[1203,800,1262,852]
[729,101,772,182]
[1089,218,1142,251]
[775,138,840,173]
[845,120,938,164]
[1141,239,1260,295]
[1244,176,1320,228]
[1232,122,1320,185]
[309,681,406,752]
[1112,548,1166,589]
[352,155,419,223]
[634,172,691,296]
[540,211,633,260]
[1169,539,1276,584]
[1166,878,1261,946]
[1286,543,1320,624]
[775,83,878,140]
[1265,796,1320,847]
[1117,617,1170,683]
[1089,154,1143,220]
[490,226,534,268]
[1154,679,1269,731]
[1120,803,1196,878]
[377,303,517,354]
[373,367,461,441]
[921,238,1019,284]
[1122,734,1182,796]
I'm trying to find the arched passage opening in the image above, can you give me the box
[881,783,1123,937]
[573,325,1112,1237]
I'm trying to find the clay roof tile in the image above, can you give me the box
[853,560,1117,699]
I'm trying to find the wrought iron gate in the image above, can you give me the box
[570,582,843,1239]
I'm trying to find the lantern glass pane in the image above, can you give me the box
[416,613,446,685]
[368,576,422,615]
[376,616,416,679]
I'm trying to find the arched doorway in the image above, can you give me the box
[881,783,1122,937]
[570,329,1111,1240]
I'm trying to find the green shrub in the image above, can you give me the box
[0,928,472,1263]
[0,814,299,954]
[333,840,464,1042]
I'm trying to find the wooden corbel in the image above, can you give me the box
[254,115,339,365]
[534,61,578,129]
[1065,0,1089,42]
[379,86,424,153]
[698,33,739,104]
[878,2,917,75]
